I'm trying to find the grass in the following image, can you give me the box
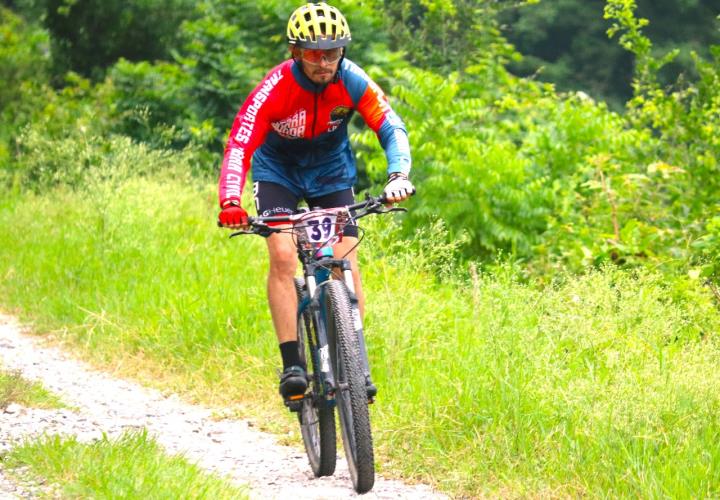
[0,365,65,410]
[1,171,720,497]
[3,431,248,499]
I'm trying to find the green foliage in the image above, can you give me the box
[0,7,51,168]
[0,7,49,113]
[1,0,44,19]
[172,0,281,125]
[359,211,468,280]
[4,431,248,498]
[604,0,720,278]
[379,0,531,74]
[503,0,720,107]
[15,127,180,190]
[692,214,720,279]
[2,63,210,189]
[43,0,196,79]
[105,59,213,150]
[350,0,720,279]
[4,0,720,280]
[0,367,65,410]
[6,72,120,188]
[354,66,556,259]
[174,0,393,124]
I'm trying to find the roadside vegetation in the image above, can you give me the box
[2,173,719,496]
[4,432,248,499]
[0,366,65,410]
[1,0,719,497]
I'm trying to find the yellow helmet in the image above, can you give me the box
[287,3,351,49]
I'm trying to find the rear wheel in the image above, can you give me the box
[324,280,374,493]
[294,277,336,477]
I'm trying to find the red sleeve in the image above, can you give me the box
[218,65,286,206]
[356,79,390,133]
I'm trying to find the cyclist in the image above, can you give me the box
[217,2,414,403]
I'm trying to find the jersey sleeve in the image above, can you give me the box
[218,66,286,206]
[343,61,412,176]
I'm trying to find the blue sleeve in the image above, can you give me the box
[341,59,412,176]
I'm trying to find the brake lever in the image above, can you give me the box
[227,221,278,238]
[229,229,254,238]
[370,205,408,214]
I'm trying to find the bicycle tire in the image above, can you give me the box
[294,277,336,477]
[324,280,375,493]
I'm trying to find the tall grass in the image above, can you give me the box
[2,165,720,496]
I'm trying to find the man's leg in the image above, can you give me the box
[266,230,299,344]
[254,182,307,398]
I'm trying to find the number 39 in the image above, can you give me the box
[306,216,335,242]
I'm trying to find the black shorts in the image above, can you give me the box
[253,181,359,238]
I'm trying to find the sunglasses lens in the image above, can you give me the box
[302,48,342,64]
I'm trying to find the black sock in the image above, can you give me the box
[279,341,302,370]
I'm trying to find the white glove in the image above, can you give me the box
[383,173,415,203]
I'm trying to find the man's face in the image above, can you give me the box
[293,47,343,84]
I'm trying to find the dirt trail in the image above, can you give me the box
[0,314,446,499]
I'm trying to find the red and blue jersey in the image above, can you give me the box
[218,58,412,205]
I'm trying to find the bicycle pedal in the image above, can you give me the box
[284,394,304,412]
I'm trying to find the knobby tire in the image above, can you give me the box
[324,280,375,493]
[294,277,336,477]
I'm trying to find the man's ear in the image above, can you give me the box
[289,45,301,59]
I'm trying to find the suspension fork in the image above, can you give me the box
[306,269,337,396]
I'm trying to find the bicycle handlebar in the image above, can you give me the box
[220,193,407,237]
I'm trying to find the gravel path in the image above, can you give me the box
[0,314,446,499]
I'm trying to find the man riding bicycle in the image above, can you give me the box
[217,2,414,403]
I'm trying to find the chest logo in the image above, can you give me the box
[327,105,352,133]
[272,109,307,139]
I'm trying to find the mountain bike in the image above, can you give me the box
[228,194,405,494]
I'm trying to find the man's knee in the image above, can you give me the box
[268,238,297,277]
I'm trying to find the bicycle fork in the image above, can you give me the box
[305,272,337,399]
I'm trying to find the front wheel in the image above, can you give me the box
[324,280,375,493]
[295,277,336,477]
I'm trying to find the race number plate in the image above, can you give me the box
[303,214,339,244]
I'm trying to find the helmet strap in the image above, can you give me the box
[332,48,346,83]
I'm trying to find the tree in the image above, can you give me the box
[44,0,195,80]
[500,0,720,106]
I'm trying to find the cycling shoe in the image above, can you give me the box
[279,365,308,399]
